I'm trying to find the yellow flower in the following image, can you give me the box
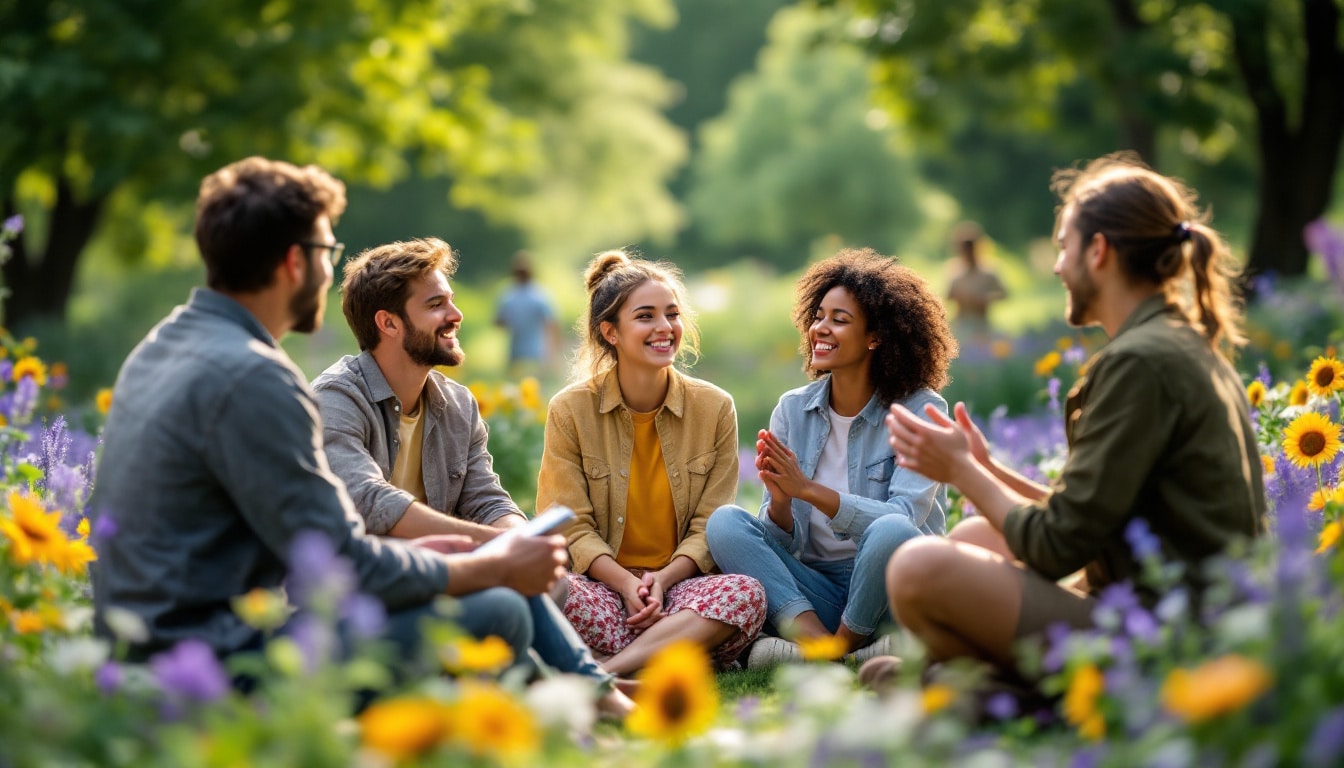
[1282,412,1343,469]
[1261,455,1275,477]
[921,684,956,714]
[798,634,847,661]
[1063,664,1105,740]
[11,609,46,634]
[53,537,97,576]
[1161,655,1271,723]
[450,682,539,761]
[1034,351,1062,378]
[12,356,47,386]
[232,587,290,630]
[468,382,496,420]
[1307,356,1344,398]
[519,377,543,411]
[1056,337,1075,351]
[76,517,90,539]
[20,337,36,353]
[628,640,719,745]
[1246,380,1266,408]
[358,697,451,761]
[1290,380,1311,406]
[440,635,515,675]
[0,414,6,427]
[1,492,71,568]
[96,388,113,415]
[990,339,1013,359]
[1317,520,1342,554]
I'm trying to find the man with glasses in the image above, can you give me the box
[89,157,570,691]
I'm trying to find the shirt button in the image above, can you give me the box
[617,517,624,524]
[620,469,628,478]
[394,404,400,412]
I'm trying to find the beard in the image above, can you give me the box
[403,319,465,367]
[289,260,327,334]
[1064,268,1099,328]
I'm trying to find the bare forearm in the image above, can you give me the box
[656,555,700,588]
[388,501,500,543]
[490,513,527,530]
[985,457,1050,501]
[795,481,841,519]
[442,552,504,595]
[586,554,641,593]
[953,458,1035,531]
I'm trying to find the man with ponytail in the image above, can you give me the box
[874,154,1265,681]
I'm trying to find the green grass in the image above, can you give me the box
[716,667,775,701]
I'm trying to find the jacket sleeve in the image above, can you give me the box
[313,383,415,535]
[671,393,739,573]
[1003,352,1175,579]
[211,365,447,608]
[830,390,947,538]
[536,398,615,574]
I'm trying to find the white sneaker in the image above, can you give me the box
[844,634,893,664]
[747,636,802,669]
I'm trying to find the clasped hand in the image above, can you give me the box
[621,571,665,632]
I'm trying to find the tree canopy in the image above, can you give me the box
[0,0,683,326]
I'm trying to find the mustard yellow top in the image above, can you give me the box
[389,397,427,504]
[616,410,678,569]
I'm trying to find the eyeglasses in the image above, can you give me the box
[299,240,346,266]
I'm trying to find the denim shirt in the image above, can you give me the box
[760,377,948,559]
[312,352,522,534]
[89,289,449,658]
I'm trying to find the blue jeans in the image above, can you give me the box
[705,505,922,636]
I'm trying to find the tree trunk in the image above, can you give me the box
[1,178,106,329]
[1232,0,1344,277]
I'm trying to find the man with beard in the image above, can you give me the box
[312,239,634,716]
[866,154,1265,686]
[90,158,568,684]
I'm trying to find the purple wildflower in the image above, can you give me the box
[984,692,1018,720]
[734,695,762,724]
[10,376,38,424]
[91,512,118,542]
[0,359,11,382]
[288,613,337,673]
[1305,707,1344,767]
[1047,377,1062,412]
[287,530,355,611]
[1,214,21,235]
[1255,362,1273,388]
[150,639,229,703]
[1304,219,1344,293]
[1124,517,1162,561]
[1123,607,1159,642]
[1063,345,1087,366]
[95,661,124,695]
[339,593,386,640]
[1041,621,1074,674]
[1155,588,1190,623]
[1068,746,1105,768]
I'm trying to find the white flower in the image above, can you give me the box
[46,637,110,676]
[102,607,149,644]
[524,674,597,734]
[1216,604,1271,645]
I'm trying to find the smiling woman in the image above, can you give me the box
[536,249,767,676]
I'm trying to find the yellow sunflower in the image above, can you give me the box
[439,635,514,675]
[798,634,847,661]
[450,682,539,761]
[231,587,289,630]
[96,388,113,415]
[1245,381,1266,408]
[1063,663,1106,740]
[52,537,97,576]
[1282,412,1343,469]
[628,640,719,746]
[1290,380,1311,406]
[1,492,71,567]
[921,684,956,714]
[1317,520,1342,554]
[358,697,452,761]
[1307,356,1344,398]
[1161,655,1271,724]
[11,356,47,386]
[1034,351,1062,378]
[1261,455,1275,477]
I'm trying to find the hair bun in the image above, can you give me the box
[584,250,631,293]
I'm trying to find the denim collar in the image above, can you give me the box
[354,349,447,415]
[801,375,885,424]
[188,288,276,348]
[595,367,686,418]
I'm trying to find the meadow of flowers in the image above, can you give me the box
[5,212,1344,765]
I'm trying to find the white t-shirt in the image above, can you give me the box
[803,408,859,563]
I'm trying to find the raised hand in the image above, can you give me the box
[885,403,975,484]
[757,429,809,498]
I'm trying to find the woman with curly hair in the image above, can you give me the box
[706,248,958,667]
[536,249,767,674]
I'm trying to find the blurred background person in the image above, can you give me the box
[495,251,561,380]
[946,221,1008,344]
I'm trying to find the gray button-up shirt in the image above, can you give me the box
[311,352,522,533]
[90,289,449,658]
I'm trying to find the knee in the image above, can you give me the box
[860,514,922,558]
[706,505,754,547]
[948,516,996,546]
[472,587,535,657]
[885,538,955,615]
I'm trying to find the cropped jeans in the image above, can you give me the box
[706,505,923,637]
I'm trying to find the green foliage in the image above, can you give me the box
[687,5,954,270]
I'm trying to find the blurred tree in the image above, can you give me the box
[821,0,1344,277]
[0,0,682,327]
[686,5,947,269]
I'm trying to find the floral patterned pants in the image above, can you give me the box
[562,573,767,668]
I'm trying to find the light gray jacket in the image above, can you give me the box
[312,352,522,534]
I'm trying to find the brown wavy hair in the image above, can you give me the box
[1052,152,1247,356]
[340,238,458,351]
[571,248,701,381]
[793,248,957,403]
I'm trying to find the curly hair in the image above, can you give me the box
[792,248,957,403]
[571,248,700,381]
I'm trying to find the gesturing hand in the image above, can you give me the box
[757,429,809,498]
[498,534,567,597]
[885,403,975,484]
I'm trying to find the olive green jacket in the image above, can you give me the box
[536,368,739,575]
[1003,295,1266,593]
